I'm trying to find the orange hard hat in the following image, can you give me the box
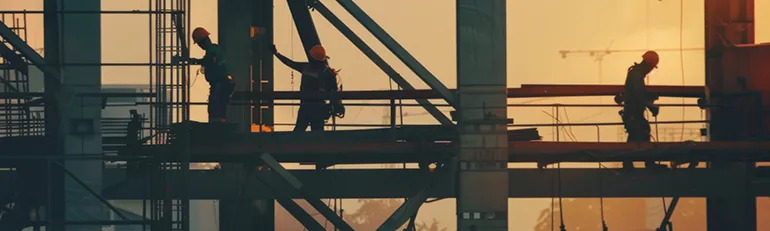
[642,51,659,68]
[192,27,211,43]
[309,45,327,62]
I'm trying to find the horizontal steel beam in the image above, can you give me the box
[97,168,770,199]
[233,84,705,101]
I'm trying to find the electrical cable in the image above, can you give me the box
[678,0,686,141]
[557,163,566,231]
[290,13,296,119]
[598,161,608,231]
[560,107,580,141]
[550,163,555,231]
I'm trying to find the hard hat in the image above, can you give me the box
[192,27,211,43]
[309,45,327,62]
[642,51,659,68]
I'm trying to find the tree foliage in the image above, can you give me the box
[534,197,770,231]
[276,199,448,231]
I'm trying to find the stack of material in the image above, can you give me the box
[507,128,541,142]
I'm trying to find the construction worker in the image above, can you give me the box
[272,44,344,132]
[616,51,666,169]
[174,27,235,123]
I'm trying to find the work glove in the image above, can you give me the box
[649,106,660,117]
[270,45,277,55]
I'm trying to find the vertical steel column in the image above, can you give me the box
[456,1,508,231]
[218,0,275,230]
[253,0,275,129]
[252,0,276,228]
[42,0,64,229]
[704,0,757,230]
[220,0,253,131]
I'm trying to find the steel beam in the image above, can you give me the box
[259,153,354,231]
[312,2,452,126]
[334,0,456,107]
[286,0,323,59]
[248,169,326,231]
[236,85,705,101]
[376,161,453,231]
[0,41,28,76]
[0,21,59,84]
[94,168,770,199]
[55,162,128,221]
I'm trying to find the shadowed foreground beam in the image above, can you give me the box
[99,168,770,199]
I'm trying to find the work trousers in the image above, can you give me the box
[621,110,658,168]
[294,101,327,132]
[622,112,651,142]
[208,80,235,122]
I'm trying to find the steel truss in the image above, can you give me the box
[1,0,768,230]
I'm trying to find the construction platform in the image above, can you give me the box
[3,122,770,165]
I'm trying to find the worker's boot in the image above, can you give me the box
[644,161,667,169]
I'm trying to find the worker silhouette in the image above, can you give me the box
[616,51,666,170]
[272,44,345,132]
[173,27,235,123]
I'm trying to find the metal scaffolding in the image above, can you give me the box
[0,0,768,230]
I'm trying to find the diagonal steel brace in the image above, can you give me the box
[312,1,453,126]
[53,161,130,221]
[260,153,355,231]
[657,160,699,231]
[0,21,60,84]
[378,156,456,231]
[335,0,456,107]
[251,171,326,231]
[0,42,28,76]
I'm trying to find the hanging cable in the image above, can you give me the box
[290,12,296,119]
[678,0,686,141]
[550,164,555,231]
[598,162,608,231]
[557,163,566,231]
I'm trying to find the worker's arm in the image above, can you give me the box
[187,58,202,65]
[274,52,305,72]
[271,45,305,72]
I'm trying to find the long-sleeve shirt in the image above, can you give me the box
[275,53,338,103]
[192,44,230,84]
[623,64,656,114]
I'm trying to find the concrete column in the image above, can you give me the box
[45,0,104,230]
[706,163,756,231]
[219,0,253,130]
[456,1,508,231]
[704,1,758,230]
[218,1,275,230]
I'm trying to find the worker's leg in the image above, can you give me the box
[207,86,218,122]
[309,103,326,132]
[293,105,311,132]
[641,118,667,169]
[622,113,639,169]
[208,84,227,123]
[217,80,235,120]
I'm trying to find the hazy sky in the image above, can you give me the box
[3,0,770,230]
